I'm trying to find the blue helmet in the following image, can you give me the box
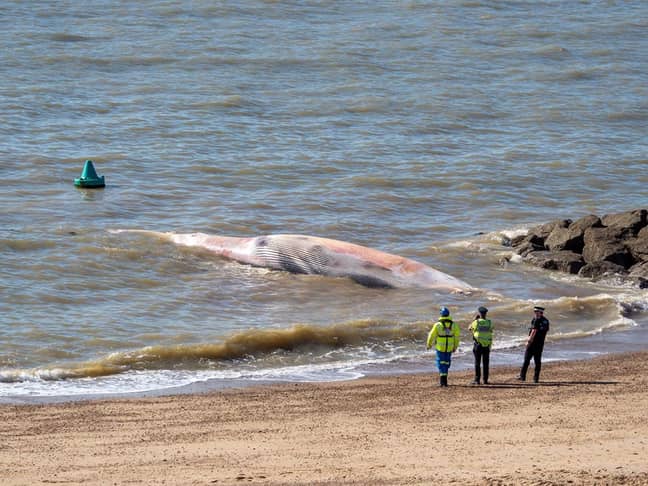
[439,307,450,317]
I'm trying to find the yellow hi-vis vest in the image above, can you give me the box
[470,318,493,347]
[427,317,460,353]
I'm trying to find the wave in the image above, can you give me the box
[3,288,645,385]
[0,320,427,384]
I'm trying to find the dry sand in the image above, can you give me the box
[2,352,648,485]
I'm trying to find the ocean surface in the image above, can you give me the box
[1,0,647,403]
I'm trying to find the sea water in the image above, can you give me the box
[1,0,647,403]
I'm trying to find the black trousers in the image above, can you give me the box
[520,345,544,381]
[473,343,490,383]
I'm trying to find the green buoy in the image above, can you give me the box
[74,160,105,188]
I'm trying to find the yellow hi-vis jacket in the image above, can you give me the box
[469,318,494,347]
[427,317,460,353]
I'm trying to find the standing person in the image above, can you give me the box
[518,306,550,383]
[469,306,493,385]
[426,307,460,387]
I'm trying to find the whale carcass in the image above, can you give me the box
[113,230,474,291]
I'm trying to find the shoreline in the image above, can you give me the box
[4,319,648,406]
[2,352,648,485]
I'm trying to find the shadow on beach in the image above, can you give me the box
[452,380,620,389]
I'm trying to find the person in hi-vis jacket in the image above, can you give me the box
[469,306,494,385]
[427,307,460,387]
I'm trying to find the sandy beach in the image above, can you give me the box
[2,352,648,486]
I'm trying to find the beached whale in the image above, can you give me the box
[112,230,474,291]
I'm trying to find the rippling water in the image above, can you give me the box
[1,1,647,402]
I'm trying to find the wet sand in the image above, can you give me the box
[2,352,648,485]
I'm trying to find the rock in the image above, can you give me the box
[601,209,647,237]
[508,208,647,287]
[528,219,571,241]
[544,215,603,253]
[582,227,634,269]
[525,250,585,274]
[545,226,584,253]
[510,234,529,248]
[578,261,627,279]
[513,235,546,256]
[626,232,648,262]
[571,214,603,232]
[628,261,648,288]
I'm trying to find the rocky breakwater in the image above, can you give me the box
[508,209,648,288]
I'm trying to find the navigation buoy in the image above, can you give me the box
[74,160,105,188]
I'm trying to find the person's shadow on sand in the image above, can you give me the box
[455,380,619,388]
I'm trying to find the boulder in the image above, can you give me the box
[571,214,603,232]
[512,234,546,256]
[525,250,585,274]
[544,215,603,253]
[582,227,634,269]
[545,226,585,252]
[525,219,571,243]
[628,261,648,288]
[601,209,647,237]
[578,261,627,279]
[509,208,647,287]
[510,234,529,248]
[626,232,648,262]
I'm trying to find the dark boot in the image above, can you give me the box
[441,375,448,387]
[439,375,445,387]
[518,366,527,381]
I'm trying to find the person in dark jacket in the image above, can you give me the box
[518,306,550,383]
